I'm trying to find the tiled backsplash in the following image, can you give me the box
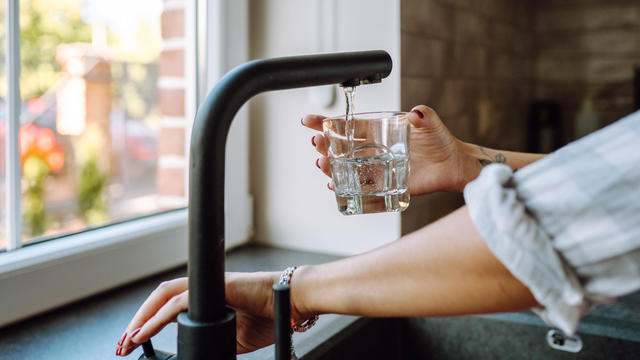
[400,0,640,233]
[533,0,640,140]
[400,0,535,233]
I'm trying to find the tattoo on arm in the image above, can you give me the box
[477,146,506,167]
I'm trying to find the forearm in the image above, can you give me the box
[292,206,537,318]
[451,141,545,192]
[464,142,544,174]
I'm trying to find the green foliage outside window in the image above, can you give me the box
[78,153,108,225]
[23,156,50,236]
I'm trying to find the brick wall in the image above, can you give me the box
[400,0,535,234]
[533,0,640,142]
[156,0,187,208]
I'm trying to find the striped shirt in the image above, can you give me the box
[464,110,640,334]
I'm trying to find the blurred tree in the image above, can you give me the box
[19,0,92,99]
[0,0,92,99]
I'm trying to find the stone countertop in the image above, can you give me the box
[0,244,345,360]
[481,290,640,343]
[2,243,638,359]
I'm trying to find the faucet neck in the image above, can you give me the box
[180,50,392,360]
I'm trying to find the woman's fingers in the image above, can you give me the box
[301,114,326,131]
[127,278,188,331]
[133,291,188,343]
[408,105,443,131]
[119,290,189,356]
[312,133,329,156]
[116,278,188,356]
[316,156,331,177]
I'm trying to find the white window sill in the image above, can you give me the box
[0,209,188,327]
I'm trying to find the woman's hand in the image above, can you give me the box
[116,272,307,357]
[303,105,474,195]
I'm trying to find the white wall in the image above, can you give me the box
[248,0,402,255]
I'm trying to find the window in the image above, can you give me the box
[0,0,192,327]
[0,2,6,250]
[0,0,189,250]
[0,0,251,328]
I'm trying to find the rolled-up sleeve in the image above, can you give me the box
[463,111,640,335]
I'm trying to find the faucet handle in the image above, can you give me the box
[273,284,293,360]
[136,340,176,360]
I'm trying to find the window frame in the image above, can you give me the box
[0,0,251,328]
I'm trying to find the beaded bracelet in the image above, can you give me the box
[279,266,318,333]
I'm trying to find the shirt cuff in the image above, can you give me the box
[463,164,590,334]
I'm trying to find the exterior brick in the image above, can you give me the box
[159,50,185,77]
[158,88,185,117]
[161,8,185,38]
[158,127,186,156]
[157,5,187,203]
[157,166,186,197]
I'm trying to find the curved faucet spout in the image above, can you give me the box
[181,50,392,360]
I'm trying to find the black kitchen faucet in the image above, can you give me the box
[139,50,392,360]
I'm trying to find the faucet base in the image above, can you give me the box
[177,308,237,360]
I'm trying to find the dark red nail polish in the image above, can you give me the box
[118,331,127,346]
[311,136,316,147]
[316,158,321,169]
[129,327,142,343]
[327,182,332,190]
[412,109,424,119]
[116,348,121,356]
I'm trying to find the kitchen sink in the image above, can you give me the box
[301,293,640,360]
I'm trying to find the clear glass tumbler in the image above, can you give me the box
[323,111,410,215]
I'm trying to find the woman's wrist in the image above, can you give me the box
[460,141,546,183]
[454,141,489,191]
[289,264,317,320]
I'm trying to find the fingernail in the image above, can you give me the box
[301,117,304,125]
[117,331,127,346]
[412,109,424,119]
[327,182,332,190]
[116,347,121,356]
[130,327,142,343]
[315,158,321,169]
[311,136,316,147]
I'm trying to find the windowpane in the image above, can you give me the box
[0,1,5,251]
[19,0,188,243]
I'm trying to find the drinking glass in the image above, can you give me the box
[323,111,410,215]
